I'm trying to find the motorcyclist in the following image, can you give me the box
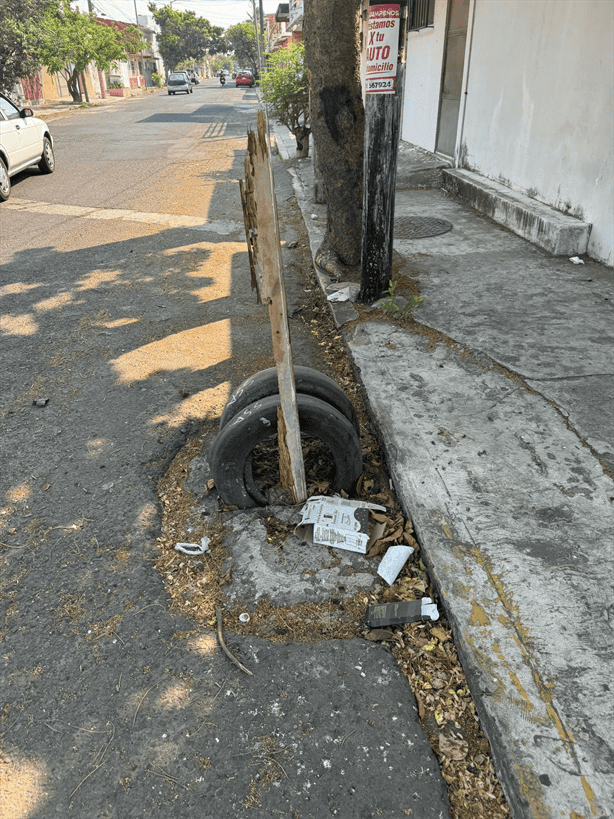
[219,71,226,86]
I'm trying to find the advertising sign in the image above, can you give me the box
[365,3,401,94]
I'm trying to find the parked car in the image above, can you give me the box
[0,92,55,202]
[235,70,255,88]
[167,72,192,95]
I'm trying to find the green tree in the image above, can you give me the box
[39,2,144,102]
[210,54,232,76]
[148,4,223,72]
[0,0,59,95]
[225,22,259,75]
[260,43,310,157]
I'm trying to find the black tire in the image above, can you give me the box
[220,366,359,433]
[38,136,55,174]
[0,158,10,202]
[168,91,171,95]
[209,394,363,508]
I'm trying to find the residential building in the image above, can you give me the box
[397,0,613,266]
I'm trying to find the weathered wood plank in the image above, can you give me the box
[240,110,307,503]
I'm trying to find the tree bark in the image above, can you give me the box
[303,0,364,280]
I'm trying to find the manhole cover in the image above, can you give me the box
[394,216,453,239]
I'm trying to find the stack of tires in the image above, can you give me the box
[209,367,363,508]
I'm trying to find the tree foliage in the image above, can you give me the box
[38,1,144,102]
[148,4,223,72]
[0,0,58,95]
[260,43,310,155]
[210,54,233,75]
[224,22,259,75]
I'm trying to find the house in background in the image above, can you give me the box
[273,2,303,51]
[398,0,613,266]
[96,16,163,94]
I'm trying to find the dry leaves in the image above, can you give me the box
[153,247,510,819]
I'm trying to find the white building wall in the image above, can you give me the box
[460,0,613,266]
[401,0,448,149]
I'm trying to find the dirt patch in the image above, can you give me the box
[154,188,510,819]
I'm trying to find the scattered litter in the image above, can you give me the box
[296,495,386,554]
[364,598,439,628]
[102,482,114,492]
[327,285,360,303]
[569,256,585,264]
[377,544,414,585]
[174,536,210,556]
[311,213,318,219]
[239,612,251,623]
[32,398,49,406]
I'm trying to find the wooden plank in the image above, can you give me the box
[240,110,307,503]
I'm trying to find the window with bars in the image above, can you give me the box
[408,0,435,31]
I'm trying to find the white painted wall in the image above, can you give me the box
[460,0,614,266]
[401,0,448,149]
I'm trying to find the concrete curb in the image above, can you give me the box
[272,122,614,819]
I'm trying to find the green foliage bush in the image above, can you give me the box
[260,43,310,154]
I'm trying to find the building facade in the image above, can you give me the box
[399,0,613,265]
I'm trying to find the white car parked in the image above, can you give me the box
[167,72,193,95]
[0,92,55,202]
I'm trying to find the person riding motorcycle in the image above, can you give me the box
[219,71,226,86]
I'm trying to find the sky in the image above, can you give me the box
[91,0,281,30]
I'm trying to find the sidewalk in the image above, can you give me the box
[274,126,614,819]
[30,88,162,122]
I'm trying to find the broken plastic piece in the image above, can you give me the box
[174,537,210,556]
[239,612,250,623]
[569,256,585,264]
[327,285,360,303]
[377,545,414,585]
[33,398,49,406]
[364,597,440,628]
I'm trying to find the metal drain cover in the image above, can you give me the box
[394,216,453,239]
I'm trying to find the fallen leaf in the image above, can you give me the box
[364,629,395,642]
[439,732,469,761]
[430,626,450,643]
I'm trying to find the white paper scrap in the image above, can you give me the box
[377,545,414,585]
[297,496,387,554]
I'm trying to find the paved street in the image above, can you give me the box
[0,83,450,818]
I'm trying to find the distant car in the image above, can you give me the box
[0,92,55,202]
[235,71,255,88]
[167,72,192,95]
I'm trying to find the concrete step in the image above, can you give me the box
[442,168,591,256]
[396,141,451,190]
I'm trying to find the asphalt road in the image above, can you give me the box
[0,83,450,818]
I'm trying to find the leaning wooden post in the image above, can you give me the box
[359,1,409,303]
[240,110,307,504]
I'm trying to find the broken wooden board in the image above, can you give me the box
[240,109,307,503]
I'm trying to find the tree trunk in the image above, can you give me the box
[304,0,364,280]
[66,68,82,103]
[295,127,310,158]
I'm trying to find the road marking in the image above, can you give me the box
[4,198,242,235]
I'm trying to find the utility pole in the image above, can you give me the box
[359,0,409,303]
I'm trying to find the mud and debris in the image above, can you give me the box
[153,197,510,819]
